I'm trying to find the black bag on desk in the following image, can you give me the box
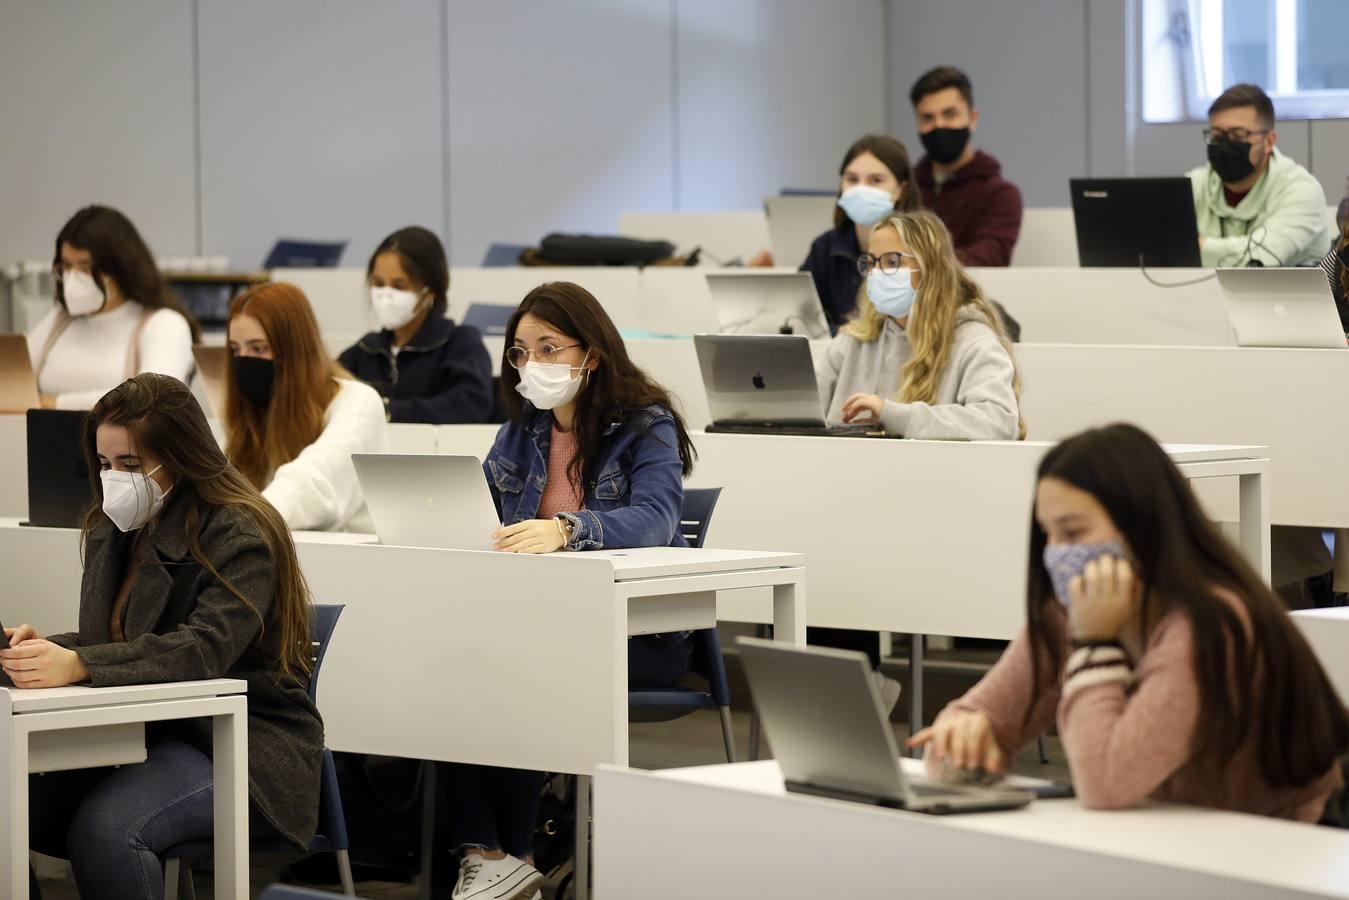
[528,233,678,266]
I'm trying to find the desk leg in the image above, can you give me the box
[1240,470,1271,584]
[419,760,438,900]
[772,578,806,645]
[575,774,591,900]
[212,697,248,900]
[906,634,924,758]
[0,697,30,899]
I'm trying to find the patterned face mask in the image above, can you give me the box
[1042,539,1127,607]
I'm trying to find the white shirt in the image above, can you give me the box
[26,301,195,410]
[260,378,389,532]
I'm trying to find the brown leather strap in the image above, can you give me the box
[32,308,73,386]
[124,306,155,379]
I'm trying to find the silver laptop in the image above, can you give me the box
[764,195,837,269]
[1217,267,1346,349]
[705,271,831,340]
[352,453,500,551]
[736,637,1034,814]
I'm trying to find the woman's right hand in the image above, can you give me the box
[906,709,1007,777]
[4,624,42,646]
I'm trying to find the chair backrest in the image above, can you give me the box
[680,487,722,549]
[308,604,344,704]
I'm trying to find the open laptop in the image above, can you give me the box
[705,271,831,340]
[736,637,1034,814]
[25,409,92,528]
[192,345,229,419]
[0,335,41,414]
[1070,177,1202,267]
[1217,267,1347,349]
[352,453,500,551]
[693,334,884,437]
[764,195,837,269]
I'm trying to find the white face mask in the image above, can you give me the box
[101,464,171,532]
[514,353,590,410]
[370,286,427,331]
[62,270,107,317]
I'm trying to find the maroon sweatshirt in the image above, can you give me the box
[915,150,1024,267]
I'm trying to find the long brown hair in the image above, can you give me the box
[83,373,313,678]
[1026,424,1349,793]
[832,135,921,230]
[53,205,202,341]
[1336,206,1348,301]
[499,282,696,487]
[225,283,345,489]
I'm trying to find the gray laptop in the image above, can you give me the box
[764,195,837,269]
[693,334,880,436]
[736,637,1034,814]
[1217,267,1346,349]
[352,453,500,551]
[705,271,831,340]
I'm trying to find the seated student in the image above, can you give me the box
[446,281,696,900]
[817,208,1022,441]
[225,283,388,532]
[800,135,920,332]
[910,424,1349,822]
[28,205,199,409]
[908,66,1023,267]
[338,226,493,423]
[1320,206,1349,339]
[1,373,323,898]
[1190,83,1335,267]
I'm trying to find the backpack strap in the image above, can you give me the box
[124,307,156,379]
[32,307,73,387]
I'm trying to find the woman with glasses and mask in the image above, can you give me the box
[225,282,388,532]
[443,281,696,900]
[29,206,199,409]
[338,226,493,423]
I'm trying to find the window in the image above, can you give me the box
[1141,0,1349,122]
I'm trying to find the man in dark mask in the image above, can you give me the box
[908,66,1023,267]
[1189,83,1334,268]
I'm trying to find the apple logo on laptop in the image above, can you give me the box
[1274,302,1288,319]
[752,372,766,390]
[422,495,435,511]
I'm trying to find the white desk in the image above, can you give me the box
[1292,608,1349,704]
[594,759,1349,899]
[0,680,248,899]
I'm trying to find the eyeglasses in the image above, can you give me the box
[50,262,94,281]
[1203,127,1269,146]
[857,252,920,277]
[505,343,582,369]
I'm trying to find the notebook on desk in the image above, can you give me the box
[0,335,41,414]
[352,453,501,551]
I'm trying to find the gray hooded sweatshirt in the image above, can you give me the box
[816,305,1020,440]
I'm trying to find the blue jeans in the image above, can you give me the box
[28,737,269,900]
[446,634,692,858]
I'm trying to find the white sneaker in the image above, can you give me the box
[451,852,544,900]
[874,670,903,715]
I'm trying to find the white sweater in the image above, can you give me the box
[26,301,195,410]
[260,378,389,533]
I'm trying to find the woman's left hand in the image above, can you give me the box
[0,639,88,689]
[493,519,567,554]
[841,393,884,424]
[1068,556,1142,640]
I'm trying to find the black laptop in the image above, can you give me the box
[24,409,93,528]
[1070,177,1202,267]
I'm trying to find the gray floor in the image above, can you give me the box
[35,646,1067,899]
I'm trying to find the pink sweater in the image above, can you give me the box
[939,598,1342,821]
[538,425,584,520]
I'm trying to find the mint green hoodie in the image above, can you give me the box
[1188,149,1335,267]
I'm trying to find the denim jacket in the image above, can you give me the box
[483,404,687,550]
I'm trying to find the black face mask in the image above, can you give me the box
[233,356,275,408]
[920,127,971,165]
[1207,138,1257,184]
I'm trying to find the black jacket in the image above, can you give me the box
[800,224,863,334]
[338,315,493,424]
[49,496,324,849]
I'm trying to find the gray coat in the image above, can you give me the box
[48,495,323,848]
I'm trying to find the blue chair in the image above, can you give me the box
[462,303,515,337]
[628,488,738,762]
[481,242,530,267]
[164,605,355,899]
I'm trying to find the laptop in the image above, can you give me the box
[705,271,831,340]
[262,239,347,269]
[693,334,883,437]
[352,453,501,551]
[192,345,229,419]
[764,195,837,269]
[1217,267,1347,349]
[25,409,93,528]
[736,637,1034,814]
[1070,177,1202,267]
[462,303,515,337]
[0,335,41,414]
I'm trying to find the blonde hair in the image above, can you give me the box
[844,209,1025,438]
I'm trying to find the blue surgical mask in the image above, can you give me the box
[867,270,918,319]
[1042,540,1127,607]
[837,185,896,227]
